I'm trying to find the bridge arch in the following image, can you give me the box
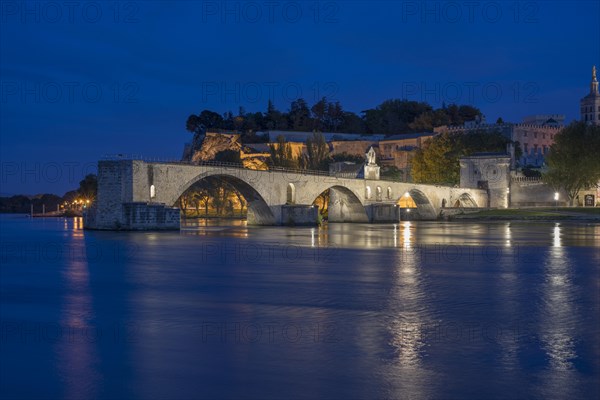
[399,189,437,220]
[453,192,478,208]
[315,185,369,223]
[176,173,276,225]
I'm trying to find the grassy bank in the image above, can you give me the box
[449,207,600,221]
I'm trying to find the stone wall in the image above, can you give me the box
[122,202,180,230]
[84,160,181,230]
[460,155,511,208]
[368,204,400,223]
[281,205,318,226]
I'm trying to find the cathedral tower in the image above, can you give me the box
[581,65,600,125]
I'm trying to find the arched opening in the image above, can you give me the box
[387,187,392,200]
[376,186,382,201]
[313,186,368,223]
[365,186,372,200]
[150,184,156,199]
[398,189,436,220]
[176,174,275,225]
[287,183,296,204]
[452,193,478,208]
[397,191,417,208]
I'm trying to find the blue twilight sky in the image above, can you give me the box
[0,0,599,195]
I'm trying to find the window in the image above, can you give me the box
[524,143,528,152]
[542,133,545,139]
[150,185,156,199]
[534,132,537,139]
[387,187,392,200]
[365,186,371,200]
[287,183,295,204]
[523,132,527,137]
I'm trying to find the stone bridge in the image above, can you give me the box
[84,159,489,230]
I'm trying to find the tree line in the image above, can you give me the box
[186,98,482,138]
[0,174,98,213]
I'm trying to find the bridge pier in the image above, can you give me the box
[281,205,319,226]
[328,187,369,223]
[367,204,401,223]
[84,160,181,230]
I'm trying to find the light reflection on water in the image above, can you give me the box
[0,215,598,399]
[57,217,99,400]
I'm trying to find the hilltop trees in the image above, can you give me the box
[544,121,600,205]
[185,98,482,136]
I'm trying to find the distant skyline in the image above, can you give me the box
[1,0,599,195]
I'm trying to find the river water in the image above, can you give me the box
[1,214,599,399]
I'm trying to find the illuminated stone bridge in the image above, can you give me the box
[83,159,490,230]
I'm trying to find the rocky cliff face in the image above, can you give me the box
[182,132,269,169]
[190,133,242,163]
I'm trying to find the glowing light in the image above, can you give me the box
[402,222,412,247]
[553,224,561,247]
[405,192,410,198]
[554,192,559,201]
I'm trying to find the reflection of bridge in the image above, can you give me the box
[84,159,488,230]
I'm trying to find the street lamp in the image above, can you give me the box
[554,192,559,208]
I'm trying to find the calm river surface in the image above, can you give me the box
[1,214,599,399]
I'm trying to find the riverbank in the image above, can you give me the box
[448,207,600,222]
[3,210,84,218]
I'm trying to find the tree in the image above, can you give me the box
[186,110,224,134]
[265,100,288,130]
[311,97,328,131]
[269,135,298,168]
[339,111,366,133]
[288,98,311,131]
[409,109,451,132]
[327,101,344,132]
[363,99,433,134]
[304,131,330,170]
[78,174,97,201]
[543,122,600,205]
[411,133,459,184]
[411,130,510,185]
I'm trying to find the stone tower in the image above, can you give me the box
[581,65,600,125]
